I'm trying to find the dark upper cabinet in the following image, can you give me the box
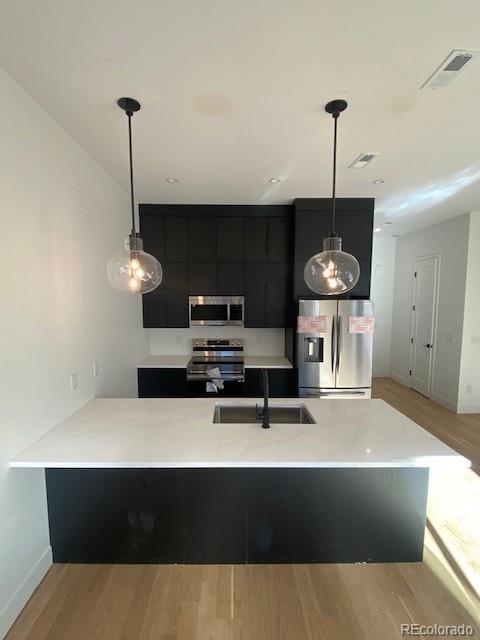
[244,263,267,327]
[294,210,330,262]
[268,217,291,262]
[139,205,293,328]
[188,262,217,295]
[140,215,165,262]
[142,281,167,328]
[217,217,244,262]
[266,262,292,327]
[165,263,189,327]
[165,217,188,261]
[293,198,374,299]
[188,217,217,262]
[244,218,268,261]
[217,263,244,295]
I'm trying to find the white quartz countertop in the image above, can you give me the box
[138,355,293,369]
[10,398,469,470]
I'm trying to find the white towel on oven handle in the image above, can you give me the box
[206,367,224,392]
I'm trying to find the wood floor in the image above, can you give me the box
[6,378,480,640]
[372,377,480,474]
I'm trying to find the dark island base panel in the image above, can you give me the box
[45,468,429,564]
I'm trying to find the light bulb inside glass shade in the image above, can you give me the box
[107,236,163,294]
[304,236,360,295]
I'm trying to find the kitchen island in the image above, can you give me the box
[11,398,469,564]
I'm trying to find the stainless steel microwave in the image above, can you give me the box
[189,296,244,327]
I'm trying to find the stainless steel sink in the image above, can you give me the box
[212,404,316,424]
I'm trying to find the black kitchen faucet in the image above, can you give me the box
[256,368,270,429]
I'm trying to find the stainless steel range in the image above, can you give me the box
[186,339,245,382]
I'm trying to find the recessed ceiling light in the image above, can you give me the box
[373,179,385,184]
[268,177,282,184]
[374,228,382,232]
[166,177,178,183]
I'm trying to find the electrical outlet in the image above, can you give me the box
[70,372,78,391]
[466,384,473,394]
[93,360,100,377]
[175,335,182,345]
[446,333,455,344]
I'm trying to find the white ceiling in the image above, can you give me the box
[1,0,480,235]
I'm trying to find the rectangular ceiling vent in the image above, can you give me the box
[349,153,379,169]
[421,49,479,89]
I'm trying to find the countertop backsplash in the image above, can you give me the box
[146,327,285,356]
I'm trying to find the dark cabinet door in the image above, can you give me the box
[266,262,292,327]
[188,217,217,262]
[244,369,296,398]
[294,209,330,263]
[217,217,244,262]
[165,263,189,327]
[293,199,374,299]
[188,263,217,295]
[184,470,247,563]
[244,263,267,327]
[247,470,350,563]
[138,368,188,397]
[165,217,188,261]
[335,210,373,258]
[216,262,244,295]
[142,283,167,328]
[140,215,165,262]
[46,469,184,563]
[244,218,268,261]
[268,217,291,262]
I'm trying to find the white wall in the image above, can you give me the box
[370,237,396,376]
[390,214,470,411]
[148,327,285,356]
[0,67,146,637]
[458,212,480,413]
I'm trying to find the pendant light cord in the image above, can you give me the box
[331,112,338,237]
[127,112,136,235]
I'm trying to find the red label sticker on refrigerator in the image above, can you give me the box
[348,316,375,333]
[297,316,328,334]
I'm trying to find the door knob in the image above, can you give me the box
[421,343,432,348]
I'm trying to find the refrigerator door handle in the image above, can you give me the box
[336,316,341,374]
[331,316,336,374]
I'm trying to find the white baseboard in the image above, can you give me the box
[390,372,411,387]
[429,392,458,413]
[456,404,480,414]
[0,546,52,639]
[373,371,391,378]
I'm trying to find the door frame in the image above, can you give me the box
[408,254,440,398]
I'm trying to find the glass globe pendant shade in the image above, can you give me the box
[107,234,163,294]
[304,236,360,295]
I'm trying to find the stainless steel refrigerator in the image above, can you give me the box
[297,299,374,398]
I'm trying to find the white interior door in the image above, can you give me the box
[409,256,439,397]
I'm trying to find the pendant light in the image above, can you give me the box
[304,99,360,295]
[107,97,163,294]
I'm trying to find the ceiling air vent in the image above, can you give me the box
[349,153,379,169]
[421,49,479,89]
